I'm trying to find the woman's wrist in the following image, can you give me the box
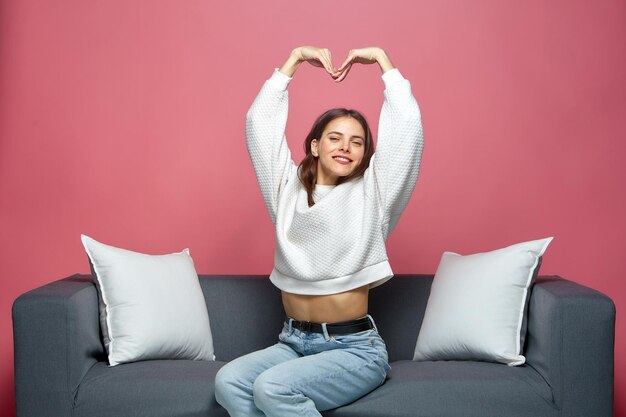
[375,49,395,75]
[279,49,303,78]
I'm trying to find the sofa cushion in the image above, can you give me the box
[81,234,215,366]
[73,360,229,417]
[413,237,553,366]
[323,360,557,417]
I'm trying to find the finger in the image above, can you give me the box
[327,49,337,73]
[321,49,335,74]
[336,58,349,72]
[314,49,330,73]
[337,51,355,72]
[335,64,351,82]
[341,64,352,81]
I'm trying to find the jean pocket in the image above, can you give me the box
[278,324,292,342]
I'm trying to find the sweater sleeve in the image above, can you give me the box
[245,68,298,225]
[369,67,425,239]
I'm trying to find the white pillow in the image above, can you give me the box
[80,234,215,366]
[413,236,554,366]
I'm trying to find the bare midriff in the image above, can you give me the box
[281,284,370,323]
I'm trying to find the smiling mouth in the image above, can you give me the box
[333,156,352,164]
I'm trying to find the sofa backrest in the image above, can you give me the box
[199,274,434,362]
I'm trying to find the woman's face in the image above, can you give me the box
[311,116,366,185]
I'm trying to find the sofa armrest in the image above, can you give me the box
[525,275,615,416]
[12,274,104,417]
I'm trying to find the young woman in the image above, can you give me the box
[214,45,425,417]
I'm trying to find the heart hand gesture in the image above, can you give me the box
[280,46,393,82]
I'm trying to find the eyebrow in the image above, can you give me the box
[326,131,365,141]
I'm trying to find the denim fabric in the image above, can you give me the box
[214,314,391,417]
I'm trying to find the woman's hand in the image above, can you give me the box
[295,46,340,78]
[278,46,340,79]
[334,47,394,82]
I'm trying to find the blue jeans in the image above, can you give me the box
[214,314,391,417]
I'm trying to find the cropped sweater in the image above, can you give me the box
[245,66,424,295]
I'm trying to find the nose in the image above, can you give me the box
[340,138,350,152]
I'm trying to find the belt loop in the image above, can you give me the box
[321,322,330,341]
[366,314,378,332]
[288,317,294,333]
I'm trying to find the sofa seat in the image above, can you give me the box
[73,360,229,417]
[324,360,559,417]
[325,360,559,417]
[324,360,558,417]
[73,357,557,417]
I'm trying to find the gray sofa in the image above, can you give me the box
[13,273,615,417]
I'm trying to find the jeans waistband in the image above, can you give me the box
[285,314,379,338]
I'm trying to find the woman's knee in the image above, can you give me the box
[215,362,247,401]
[252,369,293,410]
[214,366,229,402]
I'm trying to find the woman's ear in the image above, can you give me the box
[311,139,319,157]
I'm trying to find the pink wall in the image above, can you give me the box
[1,0,624,415]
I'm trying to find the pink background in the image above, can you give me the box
[1,0,624,415]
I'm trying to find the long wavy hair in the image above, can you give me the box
[298,108,375,207]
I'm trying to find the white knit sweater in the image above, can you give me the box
[246,66,424,295]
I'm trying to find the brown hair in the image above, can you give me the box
[297,108,375,207]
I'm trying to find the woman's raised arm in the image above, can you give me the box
[341,48,424,238]
[245,47,339,225]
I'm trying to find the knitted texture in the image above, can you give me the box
[246,67,424,295]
